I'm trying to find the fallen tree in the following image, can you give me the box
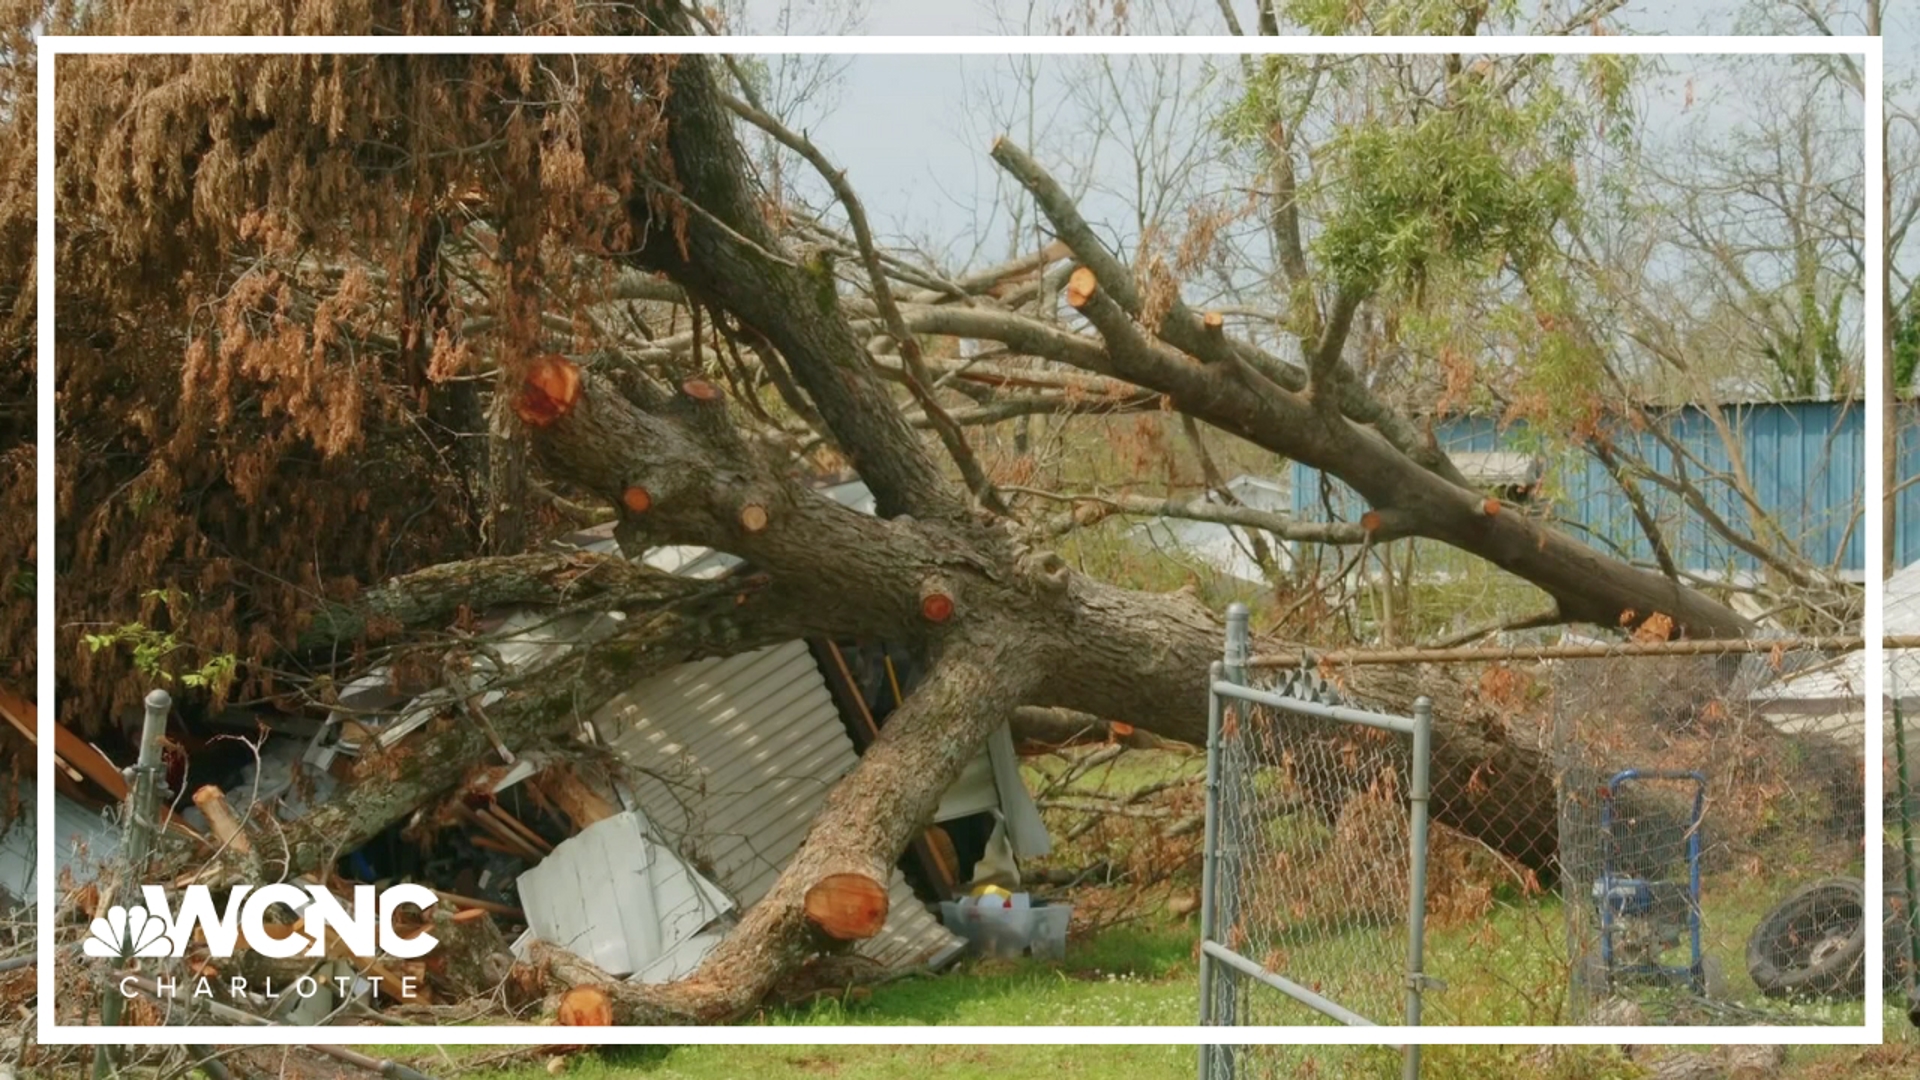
[60,2,1845,1027]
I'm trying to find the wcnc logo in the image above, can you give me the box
[83,883,439,961]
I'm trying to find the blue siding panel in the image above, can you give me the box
[1902,417,1920,568]
[1290,400,1881,574]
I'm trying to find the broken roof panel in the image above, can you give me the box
[516,810,734,978]
[594,639,964,971]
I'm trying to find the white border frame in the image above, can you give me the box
[35,33,1885,1047]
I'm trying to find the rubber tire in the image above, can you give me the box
[1746,877,1866,1001]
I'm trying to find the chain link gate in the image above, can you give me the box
[1198,604,1434,1080]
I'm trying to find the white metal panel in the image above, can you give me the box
[516,810,733,978]
[987,724,1051,860]
[0,778,120,907]
[1224,474,1291,513]
[932,751,999,822]
[932,727,1049,860]
[1887,560,1920,705]
[595,640,963,971]
[1749,559,1917,752]
[1451,451,1538,487]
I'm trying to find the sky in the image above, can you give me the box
[710,0,1888,277]
[717,51,1863,285]
[740,0,1797,37]
[695,0,1881,394]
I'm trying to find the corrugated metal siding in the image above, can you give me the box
[0,778,121,907]
[516,810,735,978]
[1901,416,1920,568]
[593,640,964,972]
[1292,400,1874,574]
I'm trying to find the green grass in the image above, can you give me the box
[454,1044,1652,1080]
[418,1038,1920,1080]
[385,740,1880,1080]
[753,921,1200,1027]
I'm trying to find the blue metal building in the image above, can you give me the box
[1289,400,1893,578]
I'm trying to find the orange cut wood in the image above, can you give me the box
[622,487,652,514]
[920,591,955,624]
[739,504,770,532]
[517,355,582,427]
[803,873,890,940]
[1065,266,1099,308]
[192,785,252,854]
[681,377,722,401]
[1482,498,1500,517]
[1360,510,1382,532]
[556,986,614,1026]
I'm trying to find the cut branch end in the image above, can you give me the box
[1065,266,1099,309]
[517,354,583,428]
[556,986,614,1026]
[622,487,653,514]
[919,579,956,624]
[804,873,890,940]
[739,504,771,533]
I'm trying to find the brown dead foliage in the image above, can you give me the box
[46,5,690,728]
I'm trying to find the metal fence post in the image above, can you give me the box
[96,688,170,1068]
[1199,661,1224,1080]
[1894,698,1920,1015]
[123,688,172,880]
[1401,695,1432,1080]
[1216,604,1250,1077]
[1224,603,1250,685]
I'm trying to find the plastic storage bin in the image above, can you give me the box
[939,894,1071,959]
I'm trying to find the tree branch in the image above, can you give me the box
[1016,487,1385,545]
[626,43,961,520]
[719,91,1007,515]
[992,137,1466,485]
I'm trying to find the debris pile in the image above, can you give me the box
[8,492,1059,1036]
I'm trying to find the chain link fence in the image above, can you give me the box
[1198,619,1873,1073]
[1886,689,1920,1040]
[1554,651,1867,1027]
[1199,604,1431,1080]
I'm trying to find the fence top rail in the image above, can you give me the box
[1198,941,1380,1029]
[1212,680,1419,735]
[1245,633,1920,670]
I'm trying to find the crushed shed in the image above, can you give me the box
[587,639,967,973]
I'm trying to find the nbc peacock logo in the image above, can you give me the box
[82,904,176,960]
